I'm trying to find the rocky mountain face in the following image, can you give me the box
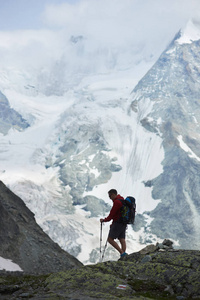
[0,181,82,274]
[1,240,200,299]
[0,91,29,135]
[130,29,200,249]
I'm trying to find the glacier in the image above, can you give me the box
[0,19,200,263]
[0,66,164,263]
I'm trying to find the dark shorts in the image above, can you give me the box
[108,222,127,240]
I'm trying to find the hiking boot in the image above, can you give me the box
[120,252,128,258]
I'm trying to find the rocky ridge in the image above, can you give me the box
[0,239,200,299]
[130,29,200,250]
[0,181,82,274]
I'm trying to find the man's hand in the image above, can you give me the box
[100,218,104,223]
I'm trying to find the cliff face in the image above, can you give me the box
[0,181,82,274]
[0,240,200,299]
[130,30,200,250]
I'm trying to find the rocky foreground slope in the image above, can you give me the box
[0,240,200,299]
[0,181,82,274]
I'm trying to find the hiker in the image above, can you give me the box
[100,189,127,258]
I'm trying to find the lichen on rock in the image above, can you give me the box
[1,240,200,299]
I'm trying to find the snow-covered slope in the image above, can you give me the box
[0,19,200,263]
[177,19,200,44]
[0,257,22,272]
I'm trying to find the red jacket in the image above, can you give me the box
[103,194,124,223]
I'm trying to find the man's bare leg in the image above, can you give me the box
[108,237,123,254]
[119,238,126,253]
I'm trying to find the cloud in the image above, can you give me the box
[42,0,200,44]
[39,0,200,65]
[0,30,63,69]
[0,0,200,90]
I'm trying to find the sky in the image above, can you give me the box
[0,0,73,30]
[0,0,199,31]
[1,0,200,36]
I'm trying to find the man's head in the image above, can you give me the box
[108,189,117,201]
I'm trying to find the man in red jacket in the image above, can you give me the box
[100,189,127,258]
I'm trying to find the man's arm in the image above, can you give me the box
[100,201,122,222]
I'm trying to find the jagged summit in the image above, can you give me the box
[177,19,200,44]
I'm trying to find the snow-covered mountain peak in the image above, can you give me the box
[130,18,200,251]
[177,19,200,44]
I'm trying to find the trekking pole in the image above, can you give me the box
[100,222,103,262]
[101,235,108,262]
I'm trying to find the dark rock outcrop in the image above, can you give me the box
[0,240,200,299]
[0,181,82,274]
